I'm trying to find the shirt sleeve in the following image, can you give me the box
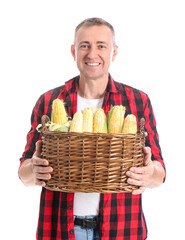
[19,95,44,165]
[144,95,165,170]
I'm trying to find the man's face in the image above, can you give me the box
[71,25,118,80]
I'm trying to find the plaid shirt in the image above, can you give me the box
[20,74,164,240]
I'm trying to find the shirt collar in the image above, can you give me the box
[106,74,119,93]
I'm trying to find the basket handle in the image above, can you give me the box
[40,115,50,132]
[139,118,145,134]
[139,118,145,147]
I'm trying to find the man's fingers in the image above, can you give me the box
[33,165,53,174]
[32,157,49,166]
[35,173,52,180]
[132,187,146,195]
[33,164,53,186]
[126,170,143,180]
[35,179,46,187]
[127,177,145,187]
[129,166,150,175]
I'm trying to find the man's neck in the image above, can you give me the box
[78,74,109,99]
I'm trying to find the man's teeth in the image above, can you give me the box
[86,63,100,66]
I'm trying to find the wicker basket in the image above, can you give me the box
[41,116,145,193]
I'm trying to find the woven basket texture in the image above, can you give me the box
[41,117,145,193]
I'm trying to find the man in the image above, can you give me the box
[19,18,165,240]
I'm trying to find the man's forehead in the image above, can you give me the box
[79,40,108,45]
[75,25,113,44]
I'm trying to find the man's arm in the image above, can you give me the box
[18,140,53,187]
[126,147,165,195]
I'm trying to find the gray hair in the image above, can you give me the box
[74,17,116,44]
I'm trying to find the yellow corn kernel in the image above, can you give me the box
[122,114,137,134]
[52,98,68,125]
[82,107,94,132]
[108,105,125,133]
[70,111,83,132]
[93,108,107,133]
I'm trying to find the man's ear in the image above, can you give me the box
[111,45,118,62]
[71,44,76,61]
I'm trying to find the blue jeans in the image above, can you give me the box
[74,216,99,240]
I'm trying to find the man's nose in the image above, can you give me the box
[87,46,98,59]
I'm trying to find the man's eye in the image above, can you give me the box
[80,45,89,48]
[98,45,106,49]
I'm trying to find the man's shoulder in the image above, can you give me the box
[40,76,79,99]
[114,80,148,98]
[42,83,66,97]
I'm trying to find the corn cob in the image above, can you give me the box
[70,111,83,132]
[82,107,94,132]
[122,114,137,134]
[51,98,68,125]
[93,108,107,133]
[108,105,125,133]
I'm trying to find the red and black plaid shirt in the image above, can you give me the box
[20,74,165,240]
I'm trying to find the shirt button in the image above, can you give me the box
[70,230,74,234]
[68,206,72,210]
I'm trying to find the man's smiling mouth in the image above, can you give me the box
[85,63,100,66]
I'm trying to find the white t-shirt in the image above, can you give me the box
[73,94,104,217]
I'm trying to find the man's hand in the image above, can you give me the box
[126,147,165,195]
[31,140,53,186]
[18,140,53,187]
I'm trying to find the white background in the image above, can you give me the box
[0,0,185,239]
